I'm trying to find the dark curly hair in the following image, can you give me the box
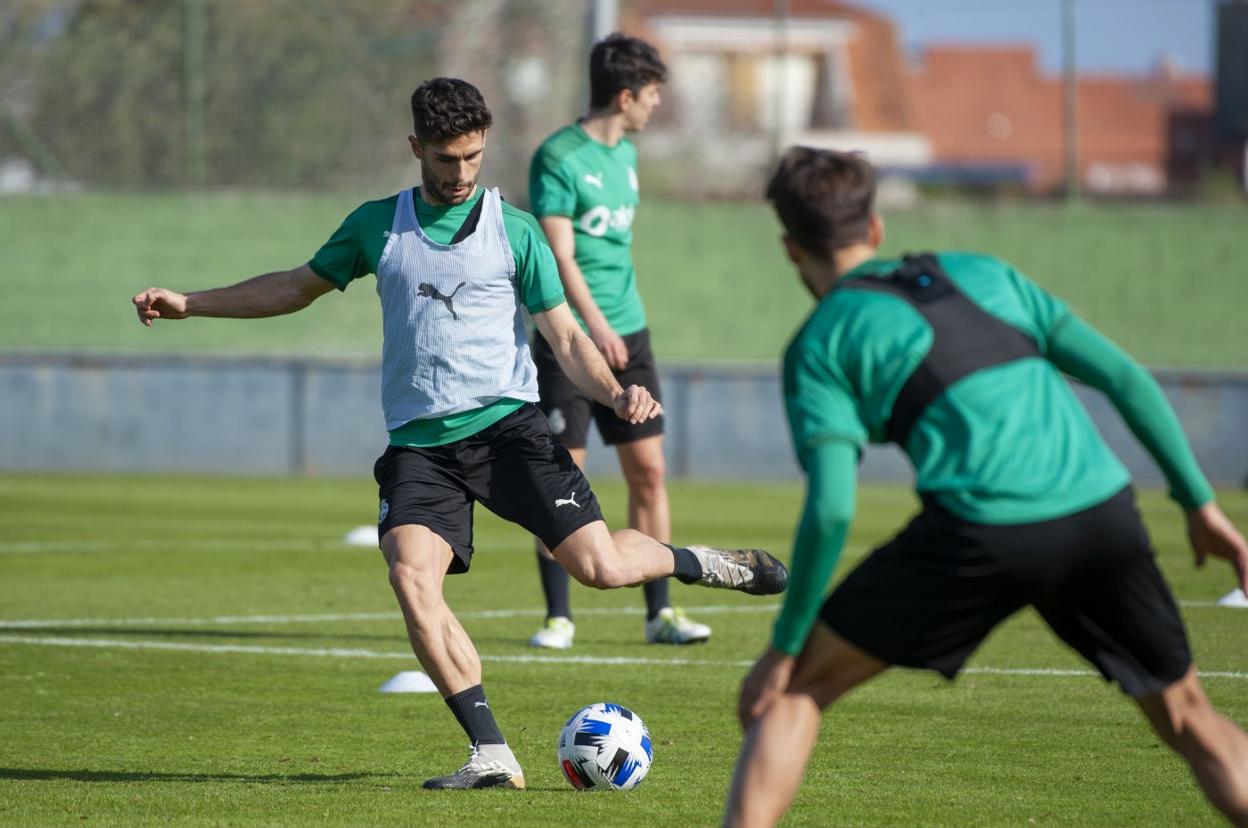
[410,77,494,144]
[589,33,668,108]
[765,147,876,258]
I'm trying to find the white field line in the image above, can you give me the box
[1,594,1238,631]
[1,635,1246,680]
[0,604,780,630]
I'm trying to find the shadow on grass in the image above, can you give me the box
[0,767,397,784]
[0,628,537,649]
[1,627,404,643]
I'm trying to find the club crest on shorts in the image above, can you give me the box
[548,408,567,435]
[378,498,390,524]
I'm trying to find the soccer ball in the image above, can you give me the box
[557,702,653,790]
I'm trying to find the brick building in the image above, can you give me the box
[911,47,1212,194]
[629,0,1214,196]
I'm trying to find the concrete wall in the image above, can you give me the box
[1,352,1245,488]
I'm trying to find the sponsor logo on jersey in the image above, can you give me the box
[578,204,635,238]
[583,172,604,189]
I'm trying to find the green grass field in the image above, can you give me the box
[2,194,1244,367]
[2,474,1246,826]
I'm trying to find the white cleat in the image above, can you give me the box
[528,616,575,649]
[422,745,526,790]
[645,606,712,645]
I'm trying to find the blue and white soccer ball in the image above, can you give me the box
[557,702,653,791]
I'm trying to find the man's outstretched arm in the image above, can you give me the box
[1047,314,1248,589]
[531,301,661,425]
[133,264,334,326]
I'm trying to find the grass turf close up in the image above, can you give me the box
[1,474,1246,826]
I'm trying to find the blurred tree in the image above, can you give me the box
[25,0,441,188]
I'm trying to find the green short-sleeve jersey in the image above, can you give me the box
[309,188,564,314]
[529,124,646,335]
[783,252,1131,524]
[307,187,565,446]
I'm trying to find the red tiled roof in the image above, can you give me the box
[637,0,889,22]
[911,46,1211,190]
[634,0,916,132]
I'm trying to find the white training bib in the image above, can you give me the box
[375,187,539,429]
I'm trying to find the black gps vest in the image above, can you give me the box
[836,252,1041,447]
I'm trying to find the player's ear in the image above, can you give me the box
[408,135,423,160]
[867,214,884,248]
[616,87,635,112]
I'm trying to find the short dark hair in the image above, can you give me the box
[589,33,668,108]
[765,147,876,258]
[410,77,493,144]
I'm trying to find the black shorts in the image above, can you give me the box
[820,487,1192,697]
[532,328,664,448]
[372,404,605,574]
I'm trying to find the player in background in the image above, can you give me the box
[723,147,1248,827]
[526,33,711,649]
[131,77,788,792]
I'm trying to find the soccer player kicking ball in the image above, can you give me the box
[722,147,1248,827]
[131,77,787,792]
[526,33,712,649]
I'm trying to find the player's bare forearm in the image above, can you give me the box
[133,265,333,327]
[533,303,621,406]
[186,266,334,319]
[533,304,660,424]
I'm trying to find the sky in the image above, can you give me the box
[854,0,1216,76]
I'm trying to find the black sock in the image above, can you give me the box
[536,550,572,620]
[444,684,504,746]
[666,544,703,585]
[642,577,670,621]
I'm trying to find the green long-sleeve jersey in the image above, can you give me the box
[772,252,1213,656]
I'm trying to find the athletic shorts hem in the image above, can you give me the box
[538,513,605,556]
[818,487,1192,695]
[1100,658,1193,699]
[818,615,963,680]
[379,518,473,574]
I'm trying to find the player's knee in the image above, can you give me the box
[1151,677,1214,749]
[565,549,631,590]
[579,562,631,590]
[387,559,437,605]
[625,459,666,502]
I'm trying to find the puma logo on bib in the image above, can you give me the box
[417,281,467,320]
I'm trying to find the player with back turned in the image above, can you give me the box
[131,77,788,792]
[722,147,1248,827]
